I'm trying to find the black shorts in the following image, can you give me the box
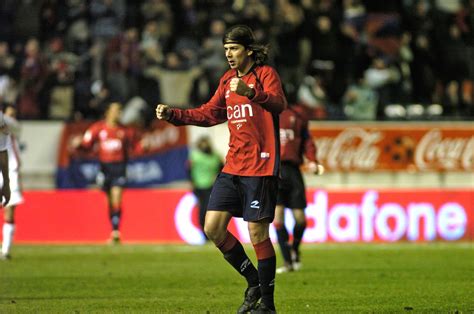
[207,172,278,222]
[97,162,127,191]
[276,162,307,209]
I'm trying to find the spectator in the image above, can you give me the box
[234,0,271,31]
[0,42,15,78]
[410,34,437,104]
[343,77,378,120]
[307,14,349,102]
[200,19,228,96]
[89,0,125,81]
[174,0,206,38]
[297,72,328,120]
[17,38,47,119]
[274,0,306,96]
[44,60,75,120]
[90,0,124,41]
[437,23,469,84]
[105,27,141,102]
[143,52,201,108]
[141,0,173,50]
[140,21,164,67]
[77,80,111,120]
[0,42,17,108]
[13,0,42,42]
[364,57,401,117]
[0,0,16,43]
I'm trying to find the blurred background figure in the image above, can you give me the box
[1,104,23,260]
[188,136,222,235]
[71,102,139,244]
[343,77,378,120]
[274,100,323,274]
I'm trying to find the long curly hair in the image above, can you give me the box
[222,25,269,65]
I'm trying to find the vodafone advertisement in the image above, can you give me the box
[310,123,474,172]
[2,189,472,244]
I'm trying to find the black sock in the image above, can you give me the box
[254,239,276,310]
[275,226,292,264]
[218,232,259,287]
[292,223,306,255]
[110,210,121,231]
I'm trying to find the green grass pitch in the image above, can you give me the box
[0,243,473,313]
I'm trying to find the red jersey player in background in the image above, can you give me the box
[157,25,286,313]
[274,101,324,274]
[72,102,137,244]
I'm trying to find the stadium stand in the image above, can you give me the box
[0,0,472,122]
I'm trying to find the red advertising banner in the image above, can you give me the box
[1,189,472,244]
[310,122,474,172]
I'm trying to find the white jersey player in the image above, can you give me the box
[1,105,21,260]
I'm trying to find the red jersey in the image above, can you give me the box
[279,105,318,165]
[80,121,136,163]
[168,64,287,176]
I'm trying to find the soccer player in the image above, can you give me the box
[156,25,286,313]
[274,102,324,273]
[1,105,23,260]
[72,102,136,244]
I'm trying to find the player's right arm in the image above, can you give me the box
[156,77,228,127]
[70,123,99,152]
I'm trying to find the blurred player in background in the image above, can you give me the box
[72,102,137,244]
[189,136,223,235]
[274,101,324,273]
[156,25,286,313]
[1,105,18,260]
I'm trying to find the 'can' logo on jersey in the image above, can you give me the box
[227,103,253,120]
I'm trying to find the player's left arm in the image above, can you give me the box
[302,122,324,175]
[0,120,10,205]
[0,148,10,206]
[230,67,287,114]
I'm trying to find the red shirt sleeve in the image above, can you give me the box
[251,67,287,114]
[168,78,228,127]
[80,122,100,150]
[302,120,318,163]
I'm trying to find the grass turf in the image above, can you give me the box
[0,243,473,313]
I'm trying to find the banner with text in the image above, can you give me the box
[310,123,474,172]
[3,189,472,244]
[56,121,189,188]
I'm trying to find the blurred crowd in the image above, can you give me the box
[0,0,473,123]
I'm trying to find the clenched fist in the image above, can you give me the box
[229,78,255,98]
[156,104,171,120]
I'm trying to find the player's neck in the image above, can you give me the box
[237,60,255,77]
[105,119,118,127]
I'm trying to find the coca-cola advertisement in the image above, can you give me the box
[310,123,474,172]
